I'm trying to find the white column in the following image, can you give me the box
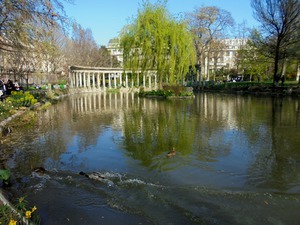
[143,74,146,88]
[76,72,80,87]
[114,73,117,88]
[74,72,76,87]
[83,72,86,88]
[148,75,151,88]
[79,72,82,87]
[92,73,95,88]
[108,73,111,89]
[87,72,90,88]
[102,73,106,90]
[97,73,100,88]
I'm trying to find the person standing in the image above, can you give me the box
[14,79,20,91]
[0,77,6,100]
[6,79,14,95]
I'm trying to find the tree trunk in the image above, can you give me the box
[273,42,281,86]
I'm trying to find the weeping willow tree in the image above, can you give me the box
[120,1,196,88]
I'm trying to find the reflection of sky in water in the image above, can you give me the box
[61,128,124,171]
[7,93,300,225]
[37,93,300,192]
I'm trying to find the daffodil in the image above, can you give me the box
[25,210,32,219]
[31,206,37,212]
[9,219,17,225]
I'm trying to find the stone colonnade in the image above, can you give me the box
[69,67,157,90]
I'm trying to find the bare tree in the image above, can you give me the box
[62,22,117,68]
[97,46,119,67]
[186,6,234,84]
[0,0,71,83]
[0,0,69,51]
[251,0,300,85]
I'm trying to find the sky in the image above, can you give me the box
[63,0,259,46]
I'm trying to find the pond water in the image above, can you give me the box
[2,92,300,225]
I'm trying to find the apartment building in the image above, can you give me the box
[107,38,123,66]
[107,38,248,78]
[202,38,248,77]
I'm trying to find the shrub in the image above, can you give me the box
[163,84,183,96]
[0,101,15,121]
[6,91,38,108]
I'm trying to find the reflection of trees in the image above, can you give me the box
[269,97,300,190]
[6,92,300,188]
[122,99,197,170]
[8,94,117,175]
[246,97,300,190]
[193,93,300,190]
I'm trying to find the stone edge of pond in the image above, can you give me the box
[0,189,31,224]
[0,103,42,222]
[0,102,42,137]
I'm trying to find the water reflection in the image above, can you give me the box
[3,92,300,225]
[5,93,300,189]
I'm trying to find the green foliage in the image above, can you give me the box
[139,89,171,98]
[6,91,37,108]
[139,84,194,98]
[58,79,67,85]
[0,101,15,121]
[237,38,273,81]
[31,91,47,102]
[0,169,10,186]
[120,1,196,86]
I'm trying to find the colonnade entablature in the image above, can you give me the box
[68,65,157,91]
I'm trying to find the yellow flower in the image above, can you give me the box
[31,206,37,212]
[9,220,17,225]
[25,210,32,219]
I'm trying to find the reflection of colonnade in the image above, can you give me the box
[69,65,157,91]
[71,92,159,114]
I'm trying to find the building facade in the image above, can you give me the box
[107,37,248,81]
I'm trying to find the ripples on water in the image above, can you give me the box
[3,93,300,225]
[23,169,300,225]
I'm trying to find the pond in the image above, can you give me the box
[2,92,300,225]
